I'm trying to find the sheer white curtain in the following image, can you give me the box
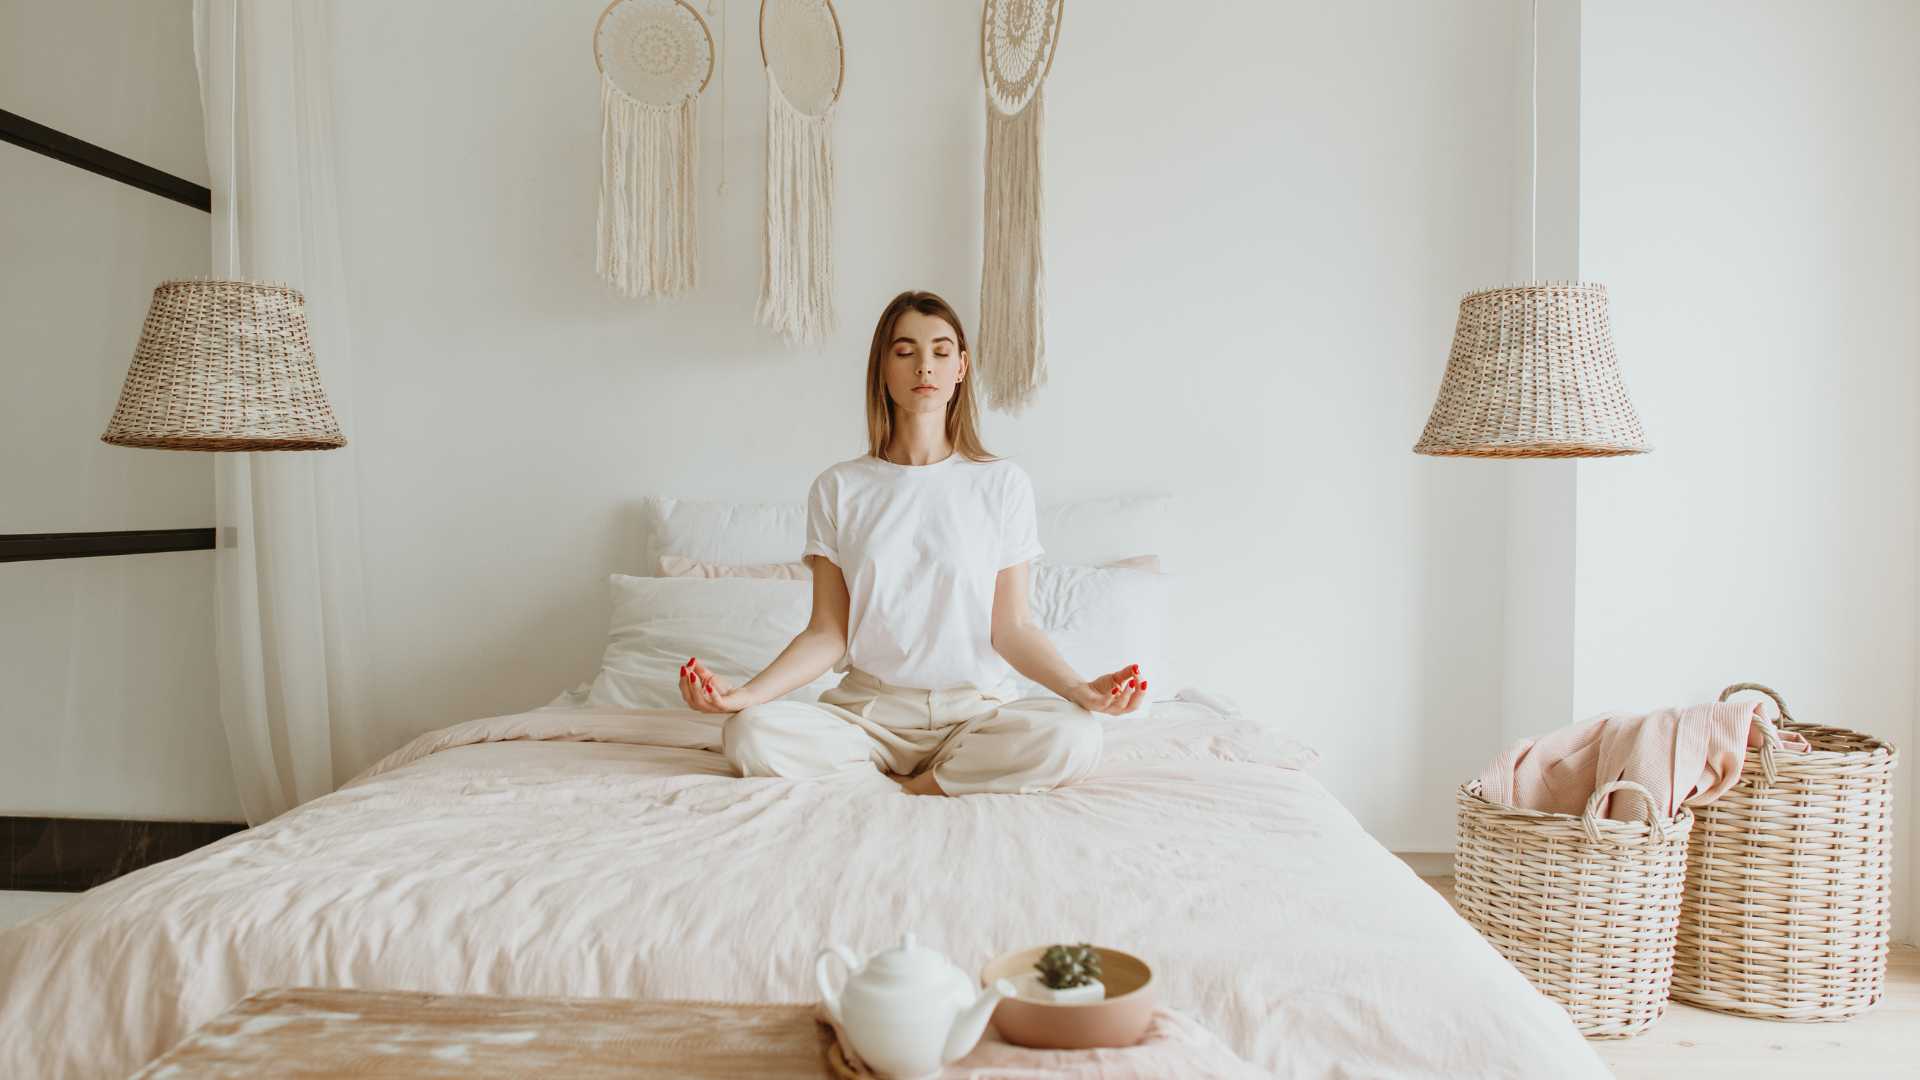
[195,0,373,824]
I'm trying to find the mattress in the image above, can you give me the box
[0,699,1605,1078]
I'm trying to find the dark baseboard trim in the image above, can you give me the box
[4,816,245,893]
[0,107,212,213]
[0,529,217,563]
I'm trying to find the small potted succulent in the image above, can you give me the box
[1013,943,1105,1004]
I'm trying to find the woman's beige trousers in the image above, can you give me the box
[722,668,1102,795]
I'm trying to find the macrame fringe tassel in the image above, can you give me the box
[597,75,698,299]
[758,76,835,344]
[979,86,1047,413]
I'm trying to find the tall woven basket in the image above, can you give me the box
[1455,779,1693,1038]
[1672,683,1899,1021]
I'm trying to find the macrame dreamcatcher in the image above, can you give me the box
[757,0,844,344]
[979,0,1064,412]
[594,0,715,299]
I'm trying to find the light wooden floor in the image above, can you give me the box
[1422,877,1920,1079]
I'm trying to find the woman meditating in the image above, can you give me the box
[678,290,1149,796]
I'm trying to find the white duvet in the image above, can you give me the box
[0,700,1605,1078]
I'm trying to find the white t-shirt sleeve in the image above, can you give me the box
[801,471,839,565]
[998,465,1045,570]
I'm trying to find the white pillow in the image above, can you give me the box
[639,492,1177,573]
[587,575,841,709]
[640,498,804,571]
[1035,495,1176,569]
[588,563,1176,712]
[643,552,1176,707]
[1017,561,1177,709]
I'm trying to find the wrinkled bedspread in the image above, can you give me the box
[0,700,1604,1078]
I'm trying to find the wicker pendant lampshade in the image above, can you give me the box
[101,279,345,452]
[1413,282,1648,458]
[1416,0,1648,459]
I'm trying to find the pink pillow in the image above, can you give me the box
[658,553,1161,578]
[657,554,811,580]
[1074,554,1161,573]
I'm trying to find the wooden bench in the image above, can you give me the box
[132,987,832,1078]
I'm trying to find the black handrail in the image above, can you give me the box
[0,530,217,563]
[4,110,219,560]
[0,107,212,213]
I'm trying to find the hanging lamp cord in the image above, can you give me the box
[1529,0,1538,282]
[229,0,240,276]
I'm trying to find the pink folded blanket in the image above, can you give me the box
[1477,700,1810,820]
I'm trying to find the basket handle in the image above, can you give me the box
[1717,682,1790,785]
[1580,780,1669,846]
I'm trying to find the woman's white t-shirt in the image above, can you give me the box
[801,452,1044,691]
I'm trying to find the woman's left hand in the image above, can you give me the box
[680,657,752,713]
[1075,663,1147,715]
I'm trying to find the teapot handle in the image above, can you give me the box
[815,945,861,1026]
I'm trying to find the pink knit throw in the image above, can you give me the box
[1478,700,1810,820]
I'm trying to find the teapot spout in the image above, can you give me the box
[943,978,1015,1065]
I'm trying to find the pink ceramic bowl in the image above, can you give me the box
[981,946,1156,1050]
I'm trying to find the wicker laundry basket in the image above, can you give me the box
[1455,779,1693,1038]
[1672,683,1900,1021]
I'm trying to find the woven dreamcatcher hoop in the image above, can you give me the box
[979,0,1063,413]
[594,0,714,299]
[757,0,843,344]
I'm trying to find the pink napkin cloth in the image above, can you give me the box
[1477,700,1810,820]
[815,1001,1262,1079]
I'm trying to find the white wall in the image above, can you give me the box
[0,0,1907,939]
[1577,0,1920,940]
[328,0,1524,851]
[0,0,238,821]
[6,0,1903,914]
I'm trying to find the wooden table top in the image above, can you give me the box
[131,988,834,1079]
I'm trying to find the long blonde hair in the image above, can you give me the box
[864,290,997,462]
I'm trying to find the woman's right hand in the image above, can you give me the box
[1078,663,1147,715]
[680,657,755,714]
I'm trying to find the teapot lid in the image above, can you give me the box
[855,933,958,990]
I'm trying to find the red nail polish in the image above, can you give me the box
[1140,680,1149,691]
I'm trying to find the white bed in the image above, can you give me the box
[0,696,1605,1078]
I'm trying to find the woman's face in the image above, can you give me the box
[883,309,968,417]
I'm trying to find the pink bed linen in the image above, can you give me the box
[0,700,1605,1078]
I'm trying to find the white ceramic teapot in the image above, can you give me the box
[816,933,1016,1080]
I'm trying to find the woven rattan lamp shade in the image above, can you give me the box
[1414,282,1648,458]
[101,280,345,452]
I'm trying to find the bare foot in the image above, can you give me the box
[898,771,947,797]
